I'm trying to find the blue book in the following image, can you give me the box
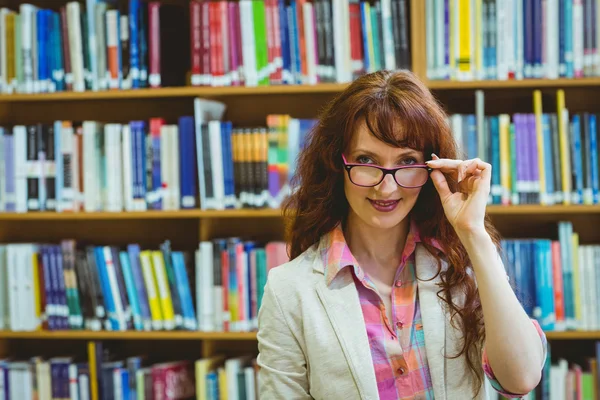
[120,368,130,400]
[119,251,143,331]
[360,2,370,73]
[559,222,575,328]
[129,0,141,88]
[51,245,70,329]
[565,0,574,77]
[287,3,300,84]
[127,244,151,331]
[206,371,219,400]
[534,240,555,331]
[466,115,477,160]
[532,0,542,77]
[244,241,256,324]
[571,115,584,204]
[524,0,534,78]
[178,116,197,209]
[589,114,599,204]
[151,124,162,210]
[94,246,119,331]
[221,121,235,208]
[559,0,566,76]
[278,0,292,84]
[172,251,197,330]
[36,10,47,92]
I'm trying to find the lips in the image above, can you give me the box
[368,198,400,212]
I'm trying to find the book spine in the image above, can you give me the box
[129,0,140,89]
[148,2,160,88]
[190,1,201,86]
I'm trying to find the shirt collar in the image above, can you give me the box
[320,218,444,286]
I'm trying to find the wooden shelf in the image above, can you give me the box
[427,77,600,89]
[0,205,595,221]
[0,77,598,103]
[0,208,283,220]
[0,330,258,340]
[544,331,600,340]
[1,330,598,341]
[0,84,350,102]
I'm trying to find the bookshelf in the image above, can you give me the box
[0,0,599,398]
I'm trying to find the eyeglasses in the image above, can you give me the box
[342,154,431,188]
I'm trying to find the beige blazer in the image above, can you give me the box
[257,241,501,400]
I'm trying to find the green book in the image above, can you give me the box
[582,372,594,399]
[253,0,269,86]
[370,5,381,72]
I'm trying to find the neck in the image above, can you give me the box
[343,212,410,268]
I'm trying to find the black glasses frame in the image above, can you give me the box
[342,154,432,188]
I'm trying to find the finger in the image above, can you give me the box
[426,158,463,179]
[430,169,452,201]
[465,158,491,182]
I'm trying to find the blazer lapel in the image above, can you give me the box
[416,244,448,400]
[315,268,380,400]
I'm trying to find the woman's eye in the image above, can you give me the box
[401,157,418,165]
[356,155,374,164]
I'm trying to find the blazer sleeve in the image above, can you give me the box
[257,278,313,399]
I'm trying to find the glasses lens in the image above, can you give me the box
[395,167,429,187]
[350,166,383,186]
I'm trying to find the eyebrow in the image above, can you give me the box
[352,148,422,158]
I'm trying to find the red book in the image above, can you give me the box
[60,7,73,91]
[148,2,161,88]
[296,0,307,82]
[552,240,566,327]
[190,1,202,86]
[201,1,212,86]
[349,1,363,78]
[270,0,283,82]
[151,361,195,400]
[209,2,222,86]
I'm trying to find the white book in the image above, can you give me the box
[198,242,214,332]
[240,1,257,87]
[79,372,90,400]
[578,245,588,330]
[13,125,27,213]
[451,0,460,79]
[496,0,508,79]
[596,0,600,75]
[159,125,171,210]
[208,120,225,210]
[67,2,86,92]
[86,0,98,91]
[244,367,256,400]
[333,0,351,82]
[514,0,524,79]
[588,246,598,330]
[114,369,123,400]
[94,2,108,90]
[546,0,559,79]
[193,98,227,210]
[19,4,36,94]
[169,125,180,211]
[121,125,134,211]
[303,2,318,85]
[104,124,123,212]
[69,364,79,400]
[120,15,131,89]
[83,122,100,211]
[435,0,446,79]
[21,244,38,331]
[503,0,514,78]
[226,357,252,400]
[7,245,21,331]
[106,10,120,90]
[0,246,6,330]
[380,0,396,70]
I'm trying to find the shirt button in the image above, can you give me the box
[396,321,404,329]
[398,367,406,376]
[395,280,403,287]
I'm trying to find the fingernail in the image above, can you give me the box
[431,153,440,160]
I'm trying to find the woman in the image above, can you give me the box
[257,70,546,400]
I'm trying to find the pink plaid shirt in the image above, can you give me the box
[322,222,546,400]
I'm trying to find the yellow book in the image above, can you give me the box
[195,356,225,400]
[364,2,375,73]
[571,233,581,327]
[87,341,99,400]
[139,250,164,330]
[533,90,546,205]
[218,367,228,400]
[475,0,482,79]
[556,89,571,205]
[499,114,511,205]
[32,246,42,330]
[151,250,175,330]
[458,0,472,79]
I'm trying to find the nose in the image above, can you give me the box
[374,173,398,195]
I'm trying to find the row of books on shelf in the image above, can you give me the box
[0,0,411,95]
[426,0,600,81]
[503,221,600,332]
[0,342,257,400]
[453,89,600,206]
[0,98,316,212]
[0,236,289,333]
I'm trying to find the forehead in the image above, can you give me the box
[348,119,423,157]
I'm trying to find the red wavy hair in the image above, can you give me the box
[282,70,502,391]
